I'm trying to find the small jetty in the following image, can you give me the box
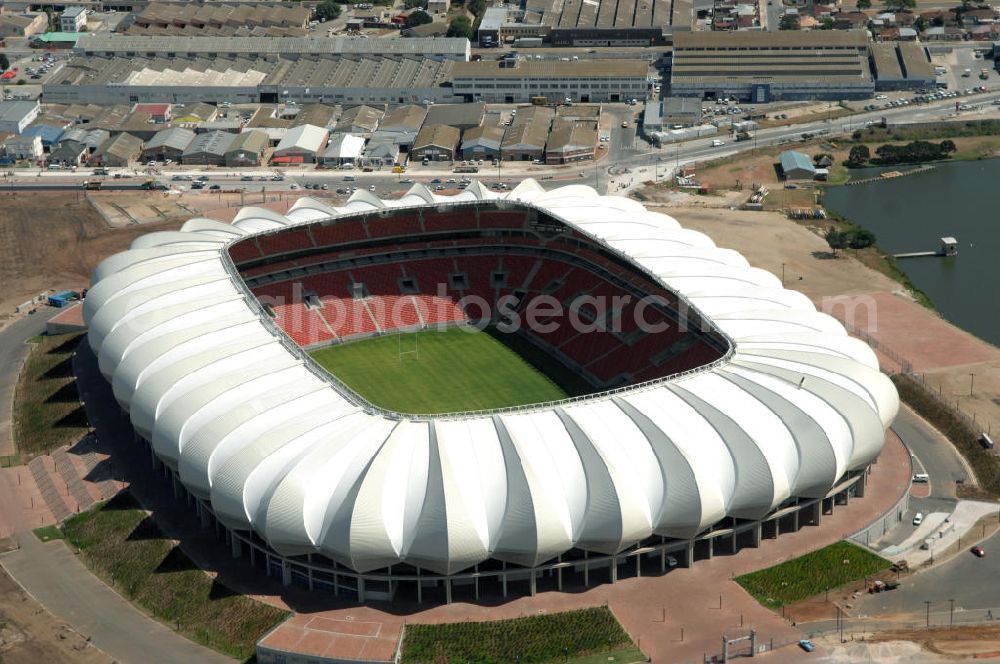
[846,164,934,186]
[894,236,959,259]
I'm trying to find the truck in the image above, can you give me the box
[454,166,479,173]
[734,130,754,142]
[392,165,406,173]
[531,96,548,106]
[81,180,102,190]
[981,68,990,80]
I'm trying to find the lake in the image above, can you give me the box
[823,158,1000,347]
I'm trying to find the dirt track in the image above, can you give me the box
[0,192,183,328]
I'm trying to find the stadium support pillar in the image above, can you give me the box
[199,503,209,529]
[792,508,800,532]
[502,561,508,598]
[416,567,422,604]
[358,577,366,603]
[171,474,180,499]
[730,520,737,553]
[474,574,479,601]
[813,501,822,527]
[281,561,291,587]
[706,537,714,560]
[231,535,240,559]
[333,572,339,597]
[445,578,453,604]
[610,556,618,584]
[557,555,563,591]
[249,546,255,566]
[308,568,314,591]
[751,522,762,548]
[636,553,641,577]
[856,470,867,498]
[530,570,536,597]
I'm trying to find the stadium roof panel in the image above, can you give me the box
[84,184,898,576]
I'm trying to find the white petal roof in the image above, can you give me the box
[84,181,898,576]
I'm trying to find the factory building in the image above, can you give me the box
[452,58,650,104]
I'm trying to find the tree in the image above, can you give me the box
[939,139,956,154]
[847,228,876,249]
[932,14,944,26]
[0,53,8,73]
[846,144,870,167]
[825,228,849,256]
[914,15,927,31]
[404,9,432,27]
[856,0,871,9]
[884,0,915,10]
[779,14,800,30]
[467,0,486,17]
[819,16,835,29]
[315,0,342,21]
[447,14,474,38]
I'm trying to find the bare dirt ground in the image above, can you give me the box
[0,547,111,664]
[872,624,1000,659]
[650,206,900,302]
[86,192,201,228]
[0,192,183,331]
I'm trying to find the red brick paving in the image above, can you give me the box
[823,292,999,372]
[259,433,911,663]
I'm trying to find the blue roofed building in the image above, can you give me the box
[779,150,816,180]
[21,125,65,150]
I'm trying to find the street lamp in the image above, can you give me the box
[970,373,976,396]
[925,600,931,628]
[950,599,955,627]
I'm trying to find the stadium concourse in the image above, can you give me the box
[82,180,899,604]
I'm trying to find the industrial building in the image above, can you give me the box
[59,6,86,33]
[319,133,366,167]
[0,13,47,38]
[452,58,650,104]
[0,101,40,135]
[869,42,936,91]
[424,102,486,131]
[545,119,596,164]
[224,130,269,167]
[74,34,471,62]
[779,150,816,180]
[501,105,552,160]
[141,127,195,162]
[272,124,328,164]
[477,0,692,47]
[44,56,459,106]
[411,124,461,161]
[643,97,702,132]
[91,132,144,167]
[460,124,505,160]
[1,134,42,160]
[334,105,383,135]
[182,130,235,165]
[125,2,311,37]
[670,31,874,101]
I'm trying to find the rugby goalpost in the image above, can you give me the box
[397,330,419,362]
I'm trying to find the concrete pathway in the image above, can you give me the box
[1,533,234,664]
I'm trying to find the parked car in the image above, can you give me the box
[798,639,815,653]
[972,546,986,557]
[241,175,253,181]
[209,184,221,190]
[912,512,924,526]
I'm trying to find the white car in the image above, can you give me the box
[711,139,725,147]
[875,94,888,100]
[913,512,924,526]
[289,183,299,190]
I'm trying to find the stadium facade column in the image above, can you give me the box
[474,564,480,601]
[792,507,800,531]
[813,501,822,527]
[358,577,366,603]
[706,536,714,559]
[730,518,737,553]
[635,553,641,577]
[583,551,589,586]
[198,502,210,529]
[416,570,422,604]
[308,567,314,591]
[855,469,868,498]
[502,561,508,597]
[684,540,694,567]
[231,534,241,559]
[529,570,536,596]
[282,561,292,587]
[751,522,762,548]
[171,474,180,499]
[557,555,563,591]
[610,556,618,583]
[445,577,453,604]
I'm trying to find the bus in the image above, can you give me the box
[82,180,102,190]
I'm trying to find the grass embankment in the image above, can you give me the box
[400,607,642,664]
[62,492,289,660]
[892,374,1000,499]
[13,332,89,459]
[310,327,569,414]
[736,541,889,610]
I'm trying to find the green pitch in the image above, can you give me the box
[309,327,569,414]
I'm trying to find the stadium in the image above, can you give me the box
[83,181,898,604]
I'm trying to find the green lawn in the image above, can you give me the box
[32,525,63,542]
[62,492,289,660]
[309,327,569,414]
[400,607,640,664]
[13,332,90,459]
[735,540,890,609]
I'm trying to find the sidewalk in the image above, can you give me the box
[1,533,232,664]
[878,500,999,566]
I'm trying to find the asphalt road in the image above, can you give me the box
[860,527,1000,618]
[0,308,59,456]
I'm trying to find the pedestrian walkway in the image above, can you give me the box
[880,500,999,566]
[1,533,233,664]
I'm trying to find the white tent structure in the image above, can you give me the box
[84,182,898,601]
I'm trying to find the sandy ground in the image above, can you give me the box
[0,551,111,664]
[651,206,901,301]
[0,193,183,330]
[86,192,201,228]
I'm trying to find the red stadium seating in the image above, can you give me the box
[478,210,528,230]
[228,239,262,265]
[367,215,422,240]
[424,210,474,233]
[256,229,314,256]
[311,220,369,247]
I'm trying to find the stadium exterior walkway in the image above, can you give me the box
[1,533,232,664]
